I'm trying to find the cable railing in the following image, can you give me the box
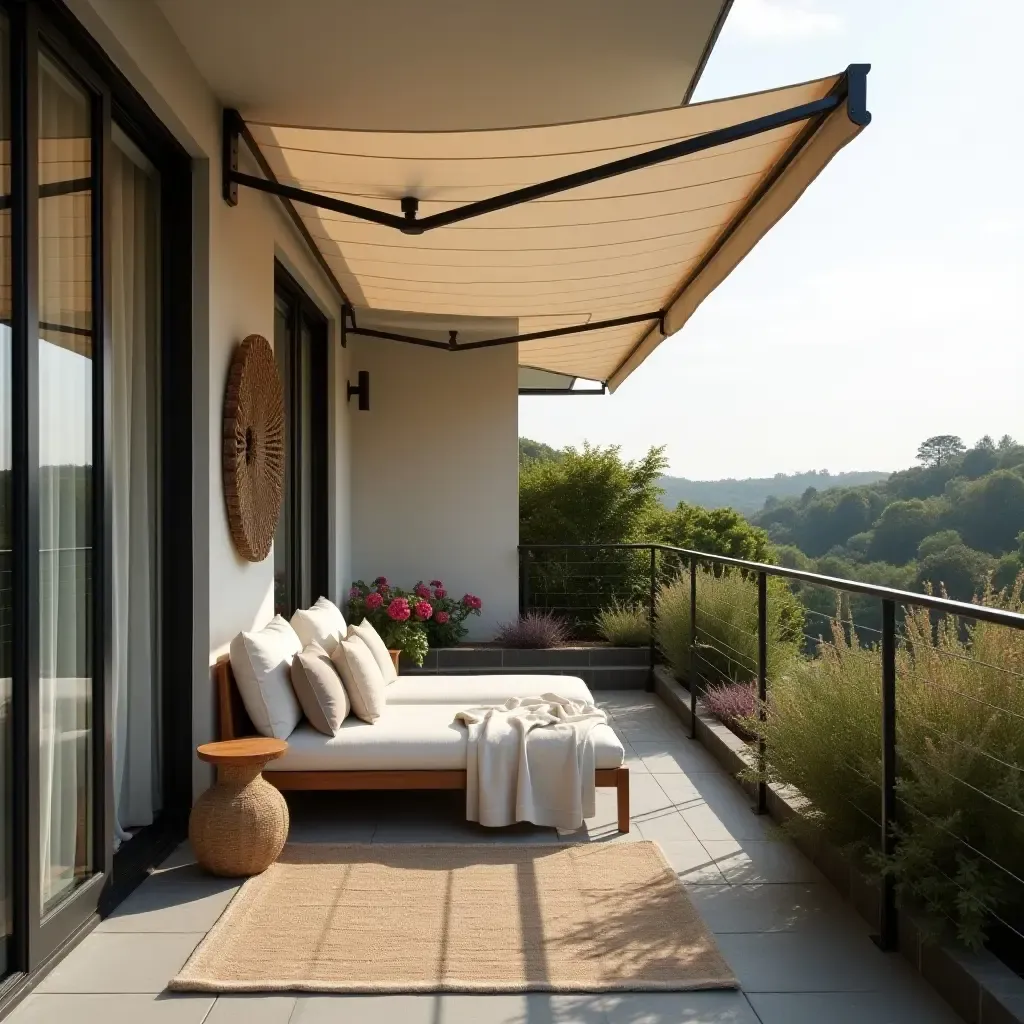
[519,542,1024,961]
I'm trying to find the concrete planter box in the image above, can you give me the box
[652,665,1024,1024]
[401,644,652,690]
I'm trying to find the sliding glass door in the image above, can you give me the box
[0,0,192,1004]
[36,45,95,915]
[0,6,11,982]
[273,265,328,617]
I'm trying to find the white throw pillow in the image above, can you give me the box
[331,634,387,723]
[228,615,303,740]
[348,618,398,684]
[290,596,347,654]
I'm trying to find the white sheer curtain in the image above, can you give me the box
[109,133,160,845]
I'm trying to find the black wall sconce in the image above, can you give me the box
[347,370,370,411]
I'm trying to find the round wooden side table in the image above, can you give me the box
[189,737,289,877]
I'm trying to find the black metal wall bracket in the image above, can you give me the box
[223,108,240,206]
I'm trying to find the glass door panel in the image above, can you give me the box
[0,7,11,977]
[36,50,94,914]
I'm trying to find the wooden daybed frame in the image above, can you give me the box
[213,654,631,832]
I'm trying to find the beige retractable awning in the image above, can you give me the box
[241,66,869,391]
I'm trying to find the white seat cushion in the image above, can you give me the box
[265,704,624,772]
[385,674,595,707]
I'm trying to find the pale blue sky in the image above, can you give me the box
[519,0,1024,479]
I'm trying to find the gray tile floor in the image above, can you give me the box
[11,692,964,1024]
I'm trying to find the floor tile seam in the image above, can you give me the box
[97,927,215,934]
[199,994,218,1024]
[742,990,769,1024]
[743,987,905,994]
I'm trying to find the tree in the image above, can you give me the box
[998,434,1017,451]
[994,553,1024,593]
[519,437,562,465]
[655,503,774,562]
[915,544,994,603]
[917,530,963,560]
[916,435,966,467]
[955,470,1024,555]
[960,440,999,479]
[868,499,945,564]
[519,443,667,545]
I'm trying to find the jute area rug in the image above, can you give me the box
[170,841,736,994]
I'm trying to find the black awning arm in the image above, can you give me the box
[341,308,663,353]
[223,65,868,235]
[518,385,607,396]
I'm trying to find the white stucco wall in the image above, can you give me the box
[63,0,351,795]
[348,339,519,639]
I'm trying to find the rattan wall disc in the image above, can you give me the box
[222,334,285,562]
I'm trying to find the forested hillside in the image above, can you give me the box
[518,438,887,516]
[753,434,1024,601]
[518,433,1024,605]
[657,469,889,515]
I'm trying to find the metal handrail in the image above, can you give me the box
[518,542,1024,630]
[518,539,1024,951]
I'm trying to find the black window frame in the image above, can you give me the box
[0,0,193,1013]
[273,262,329,616]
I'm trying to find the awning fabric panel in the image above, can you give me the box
[248,72,864,388]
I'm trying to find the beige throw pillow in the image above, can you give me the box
[348,618,398,684]
[290,596,347,654]
[291,640,350,735]
[228,615,303,740]
[331,634,387,723]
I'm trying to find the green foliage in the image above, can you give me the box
[917,530,962,559]
[795,557,917,645]
[753,574,1024,947]
[994,553,1024,592]
[915,544,994,602]
[519,442,667,545]
[774,545,813,570]
[657,469,888,517]
[961,444,999,479]
[386,622,430,667]
[954,471,1024,555]
[519,444,667,634]
[653,503,774,562]
[519,437,563,466]
[917,434,967,467]
[752,435,1024,607]
[654,567,802,685]
[595,600,650,646]
[868,498,946,564]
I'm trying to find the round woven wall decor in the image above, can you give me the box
[222,334,285,562]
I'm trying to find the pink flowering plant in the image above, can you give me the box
[346,576,483,657]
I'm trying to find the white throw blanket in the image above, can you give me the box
[454,693,609,831]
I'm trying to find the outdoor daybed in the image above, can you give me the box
[214,622,630,832]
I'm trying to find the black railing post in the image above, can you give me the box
[755,570,768,815]
[689,555,698,740]
[519,547,530,616]
[876,597,899,951]
[647,545,657,692]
